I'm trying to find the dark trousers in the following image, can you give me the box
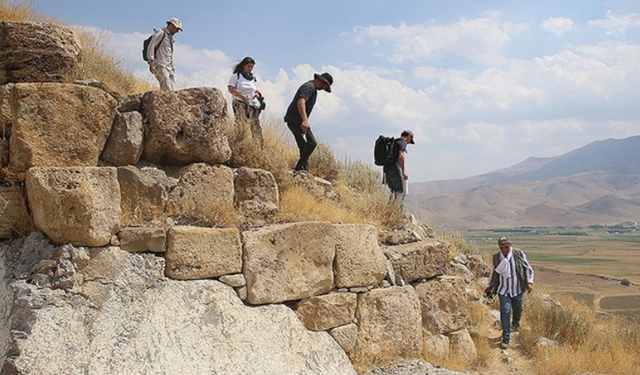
[499,292,524,343]
[232,100,263,147]
[287,121,317,171]
[384,163,404,202]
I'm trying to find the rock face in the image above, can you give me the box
[243,222,337,304]
[351,286,424,371]
[448,329,477,364]
[415,277,469,335]
[25,167,121,246]
[167,163,235,226]
[8,83,117,172]
[334,224,387,288]
[383,239,450,284]
[0,21,82,84]
[296,293,357,331]
[0,241,357,375]
[165,226,242,280]
[0,83,12,138]
[101,111,144,166]
[117,166,172,226]
[234,167,279,217]
[0,186,30,239]
[140,87,231,166]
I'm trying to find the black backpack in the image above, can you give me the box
[374,135,395,166]
[142,30,165,62]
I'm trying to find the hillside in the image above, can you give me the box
[408,136,640,229]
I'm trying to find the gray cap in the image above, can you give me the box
[498,236,510,245]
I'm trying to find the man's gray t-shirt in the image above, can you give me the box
[284,80,317,124]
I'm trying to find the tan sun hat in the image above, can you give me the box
[167,17,183,31]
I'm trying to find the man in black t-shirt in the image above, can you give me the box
[384,130,415,199]
[284,72,333,174]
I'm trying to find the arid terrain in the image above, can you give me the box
[535,266,640,322]
[408,136,640,230]
[464,229,640,322]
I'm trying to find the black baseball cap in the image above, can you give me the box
[401,130,415,144]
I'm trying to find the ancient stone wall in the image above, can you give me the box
[0,21,483,375]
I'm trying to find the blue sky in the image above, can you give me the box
[27,0,640,182]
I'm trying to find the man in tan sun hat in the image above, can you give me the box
[146,17,183,90]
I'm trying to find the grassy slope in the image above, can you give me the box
[3,2,640,374]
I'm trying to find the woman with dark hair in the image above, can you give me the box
[227,56,264,146]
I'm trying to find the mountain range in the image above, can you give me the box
[407,135,640,229]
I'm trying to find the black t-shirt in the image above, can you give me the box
[284,80,318,124]
[390,138,407,165]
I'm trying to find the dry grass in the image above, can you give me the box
[74,28,156,94]
[226,118,407,229]
[0,0,44,22]
[275,185,363,224]
[471,334,492,369]
[517,293,640,375]
[437,231,483,255]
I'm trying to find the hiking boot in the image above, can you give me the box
[500,339,509,349]
[512,325,520,333]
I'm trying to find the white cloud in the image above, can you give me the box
[352,12,529,66]
[539,17,576,36]
[588,10,640,36]
[79,10,638,182]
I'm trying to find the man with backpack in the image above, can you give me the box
[382,130,415,200]
[485,236,535,349]
[284,72,333,175]
[145,17,183,91]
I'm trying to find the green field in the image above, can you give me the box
[461,226,640,284]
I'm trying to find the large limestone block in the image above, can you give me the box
[351,286,423,370]
[296,293,357,331]
[117,93,142,113]
[234,167,279,217]
[243,222,337,305]
[448,329,477,364]
[140,87,231,165]
[0,244,357,375]
[101,111,144,166]
[0,83,13,138]
[415,276,469,335]
[0,21,81,84]
[334,224,387,288]
[382,239,450,284]
[167,163,235,226]
[25,167,121,246]
[166,226,242,280]
[0,185,31,239]
[329,323,358,353]
[117,166,172,225]
[424,332,450,359]
[9,83,117,172]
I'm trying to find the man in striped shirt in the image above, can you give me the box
[485,236,534,349]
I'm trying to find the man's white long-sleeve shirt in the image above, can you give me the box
[147,28,174,72]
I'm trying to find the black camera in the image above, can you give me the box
[484,290,495,299]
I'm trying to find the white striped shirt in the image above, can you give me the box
[491,248,535,297]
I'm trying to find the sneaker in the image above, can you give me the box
[512,325,520,332]
[500,339,509,349]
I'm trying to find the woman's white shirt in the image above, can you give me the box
[228,73,257,101]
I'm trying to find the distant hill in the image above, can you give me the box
[407,136,640,229]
